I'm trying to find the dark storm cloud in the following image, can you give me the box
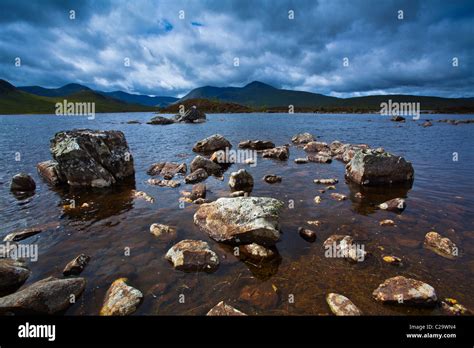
[0,0,472,97]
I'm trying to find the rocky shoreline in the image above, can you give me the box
[1,117,471,316]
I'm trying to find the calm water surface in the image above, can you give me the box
[0,113,473,315]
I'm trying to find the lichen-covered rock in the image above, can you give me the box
[346,149,414,186]
[50,129,135,188]
[238,140,275,150]
[229,169,254,192]
[326,293,362,316]
[0,259,31,296]
[194,197,284,246]
[239,243,276,261]
[147,162,186,178]
[150,223,177,241]
[372,276,437,306]
[262,145,289,160]
[304,141,330,153]
[0,276,85,314]
[175,106,206,123]
[207,301,247,316]
[190,155,222,176]
[440,298,471,315]
[184,168,208,184]
[100,278,143,316]
[37,160,64,186]
[192,134,231,153]
[291,132,315,145]
[263,174,282,184]
[330,140,346,155]
[147,115,175,125]
[63,254,90,276]
[378,198,406,213]
[132,190,154,203]
[165,240,219,273]
[382,255,402,265]
[424,231,459,259]
[10,173,36,192]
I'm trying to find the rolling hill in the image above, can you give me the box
[0,79,156,114]
[100,90,178,107]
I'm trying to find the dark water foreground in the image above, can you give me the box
[0,113,473,315]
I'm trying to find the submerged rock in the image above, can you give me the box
[175,106,206,123]
[37,160,64,186]
[147,162,187,178]
[262,145,289,160]
[238,140,275,150]
[194,197,284,246]
[330,193,347,201]
[147,115,175,125]
[382,255,402,265]
[298,227,316,242]
[378,198,406,213]
[165,240,219,273]
[379,219,395,226]
[326,293,362,316]
[323,235,366,262]
[391,115,406,122]
[424,231,459,259]
[193,134,231,153]
[132,190,154,203]
[291,132,315,145]
[345,149,414,186]
[0,259,31,296]
[50,129,135,188]
[63,254,90,276]
[207,301,247,316]
[229,190,247,197]
[10,173,36,192]
[100,278,143,316]
[440,298,471,315]
[184,168,208,184]
[239,283,279,309]
[229,169,254,192]
[372,276,437,306]
[0,276,85,314]
[150,223,177,241]
[263,174,282,184]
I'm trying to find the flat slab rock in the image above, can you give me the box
[0,276,85,315]
[206,301,247,316]
[372,276,437,306]
[326,293,362,316]
[100,278,143,316]
[165,240,219,273]
[194,197,284,246]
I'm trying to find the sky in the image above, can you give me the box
[0,0,473,98]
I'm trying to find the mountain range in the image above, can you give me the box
[1,78,473,115]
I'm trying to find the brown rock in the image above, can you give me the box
[263,174,282,184]
[262,146,289,161]
[150,223,177,241]
[100,278,143,316]
[298,227,316,242]
[291,132,315,145]
[207,301,247,316]
[229,169,254,192]
[37,160,64,186]
[326,293,362,316]
[378,198,406,213]
[10,173,36,192]
[147,162,186,178]
[165,240,219,273]
[424,231,459,259]
[239,283,279,309]
[372,276,437,306]
[0,259,31,296]
[193,134,232,153]
[238,140,275,150]
[184,168,208,184]
[63,254,90,276]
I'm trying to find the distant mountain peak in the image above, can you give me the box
[244,81,275,89]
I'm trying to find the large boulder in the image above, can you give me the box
[190,155,222,176]
[100,278,143,316]
[194,197,284,246]
[50,129,135,188]
[0,259,31,296]
[37,160,64,186]
[0,276,85,314]
[262,145,289,161]
[345,149,414,186]
[147,115,175,125]
[372,276,437,306]
[165,240,219,273]
[10,173,36,192]
[193,134,231,153]
[175,106,206,123]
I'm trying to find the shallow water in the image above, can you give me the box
[0,112,473,315]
